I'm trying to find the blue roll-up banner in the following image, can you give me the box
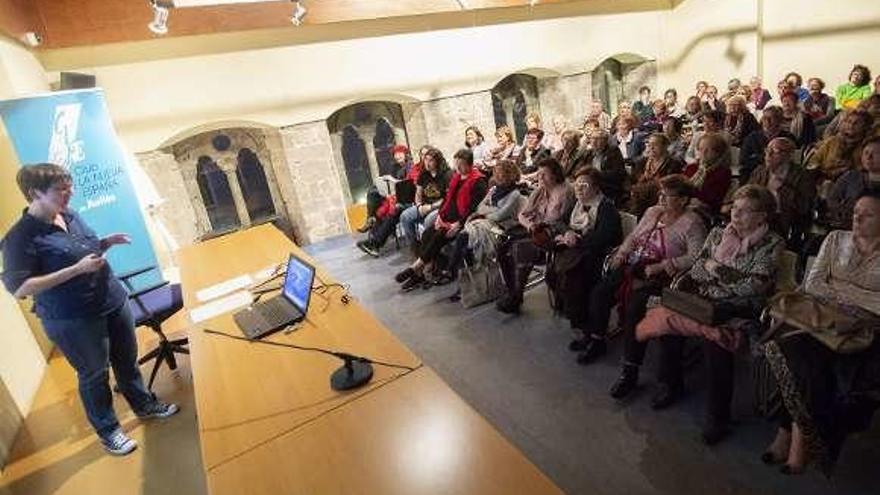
[0,88,161,291]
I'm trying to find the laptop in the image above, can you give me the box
[233,253,316,339]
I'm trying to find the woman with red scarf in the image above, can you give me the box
[394,148,488,291]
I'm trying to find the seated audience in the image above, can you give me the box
[582,176,706,381]
[639,99,669,134]
[517,127,553,179]
[484,125,519,171]
[356,144,423,256]
[583,129,628,205]
[544,115,568,152]
[684,132,733,215]
[762,191,880,475]
[826,135,880,228]
[610,101,636,131]
[496,158,575,314]
[609,115,646,162]
[665,88,683,117]
[399,147,453,251]
[724,96,760,147]
[784,72,810,102]
[636,185,784,445]
[586,100,612,132]
[739,106,797,181]
[523,112,545,147]
[695,80,709,100]
[685,109,729,167]
[663,116,688,163]
[721,78,742,103]
[702,85,726,114]
[747,137,817,248]
[628,133,684,217]
[465,126,492,167]
[547,167,622,349]
[681,96,704,135]
[835,64,873,111]
[580,118,602,150]
[395,149,488,290]
[804,77,836,128]
[808,109,872,181]
[780,90,817,147]
[444,160,524,287]
[554,129,587,179]
[633,86,654,122]
[750,76,772,111]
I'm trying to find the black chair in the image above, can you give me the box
[118,266,188,391]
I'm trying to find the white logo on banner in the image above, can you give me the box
[48,103,85,168]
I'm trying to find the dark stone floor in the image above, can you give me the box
[306,235,879,495]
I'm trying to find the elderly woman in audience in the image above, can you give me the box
[826,135,880,229]
[684,132,733,216]
[804,77,836,128]
[780,90,817,147]
[695,80,709,100]
[610,101,636,131]
[580,176,706,385]
[399,147,453,252]
[747,137,817,248]
[583,129,628,205]
[465,126,491,168]
[633,86,654,122]
[609,115,646,163]
[663,117,688,163]
[702,85,726,114]
[685,110,729,167]
[724,95,760,147]
[580,118,601,150]
[835,64,873,111]
[809,109,872,182]
[484,125,519,171]
[517,128,553,179]
[739,106,797,181]
[548,167,622,349]
[395,149,488,291]
[628,133,684,217]
[750,76,772,111]
[356,144,424,257]
[496,158,575,314]
[554,129,587,179]
[637,185,784,444]
[762,190,880,475]
[442,160,524,290]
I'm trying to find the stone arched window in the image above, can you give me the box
[373,118,397,177]
[236,148,275,223]
[592,54,657,116]
[196,155,240,231]
[491,74,541,144]
[341,125,372,204]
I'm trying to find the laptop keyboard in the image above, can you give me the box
[261,297,295,326]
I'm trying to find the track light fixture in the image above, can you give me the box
[290,0,307,26]
[148,1,170,35]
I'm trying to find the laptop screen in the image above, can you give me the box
[282,254,315,312]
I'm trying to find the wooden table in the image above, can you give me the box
[176,224,561,495]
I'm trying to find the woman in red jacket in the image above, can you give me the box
[683,132,733,216]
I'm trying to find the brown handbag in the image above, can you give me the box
[762,291,876,354]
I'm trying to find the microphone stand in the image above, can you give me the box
[203,329,417,391]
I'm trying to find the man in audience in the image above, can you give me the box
[639,99,669,133]
[826,135,880,228]
[702,85,725,113]
[633,86,654,121]
[739,106,796,181]
[583,128,627,205]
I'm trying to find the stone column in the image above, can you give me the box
[218,157,251,228]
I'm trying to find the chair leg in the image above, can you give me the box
[146,352,164,391]
[138,346,162,365]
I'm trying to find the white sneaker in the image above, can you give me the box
[101,429,138,456]
[136,401,180,420]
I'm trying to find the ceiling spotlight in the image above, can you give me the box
[148,1,170,35]
[290,0,307,26]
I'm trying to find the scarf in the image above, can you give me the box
[714,223,769,266]
[788,111,805,143]
[490,184,516,206]
[689,163,709,188]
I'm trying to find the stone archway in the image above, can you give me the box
[491,74,541,143]
[591,53,657,115]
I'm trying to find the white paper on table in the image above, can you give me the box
[189,290,253,323]
[196,274,254,302]
[251,264,282,283]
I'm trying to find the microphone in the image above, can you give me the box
[203,329,417,391]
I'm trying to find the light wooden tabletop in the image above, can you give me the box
[176,224,561,495]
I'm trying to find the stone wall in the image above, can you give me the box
[279,122,349,244]
[420,91,496,161]
[538,72,592,130]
